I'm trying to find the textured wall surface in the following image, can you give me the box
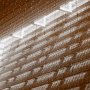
[0,1,90,90]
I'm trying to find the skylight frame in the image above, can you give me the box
[0,36,19,48]
[12,30,24,38]
[34,10,66,27]
[0,0,89,56]
[60,0,89,12]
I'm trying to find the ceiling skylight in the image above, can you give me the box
[34,16,47,27]
[60,0,89,12]
[0,36,19,47]
[0,0,89,54]
[13,30,24,38]
[34,10,66,27]
[22,24,40,36]
[13,24,41,38]
[1,36,12,43]
[60,0,78,12]
[22,24,33,32]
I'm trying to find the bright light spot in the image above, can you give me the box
[23,24,41,36]
[13,24,40,38]
[34,10,65,27]
[22,24,34,31]
[0,36,18,47]
[0,49,3,55]
[60,0,89,12]
[13,30,24,38]
[1,36,12,43]
[22,24,36,35]
[46,10,60,18]
[0,56,2,60]
[0,36,12,47]
[34,17,46,27]
[60,0,78,12]
[45,10,66,24]
[0,43,5,49]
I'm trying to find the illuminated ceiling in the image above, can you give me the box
[0,0,69,38]
[0,0,89,56]
[0,0,89,45]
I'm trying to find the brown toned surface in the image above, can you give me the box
[0,0,69,39]
[0,1,90,90]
